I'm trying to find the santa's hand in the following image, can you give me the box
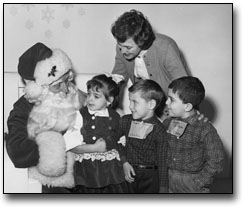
[93,138,106,152]
[64,128,84,151]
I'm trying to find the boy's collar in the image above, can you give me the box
[133,114,158,123]
[173,112,199,125]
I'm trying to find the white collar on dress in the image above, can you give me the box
[88,108,109,117]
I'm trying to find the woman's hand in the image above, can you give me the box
[197,110,209,122]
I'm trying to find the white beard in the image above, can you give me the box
[27,83,80,139]
[27,83,80,188]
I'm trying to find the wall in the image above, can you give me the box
[4,4,232,178]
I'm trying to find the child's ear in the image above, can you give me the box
[185,103,193,112]
[148,99,157,110]
[107,96,114,106]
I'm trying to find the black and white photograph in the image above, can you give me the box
[1,1,244,210]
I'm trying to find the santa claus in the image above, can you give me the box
[6,43,105,193]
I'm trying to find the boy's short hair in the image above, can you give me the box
[169,76,205,109]
[129,79,165,110]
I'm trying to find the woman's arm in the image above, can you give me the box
[112,45,129,82]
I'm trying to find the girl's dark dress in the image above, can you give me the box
[73,107,127,193]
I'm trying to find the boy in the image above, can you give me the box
[117,79,168,193]
[163,76,224,193]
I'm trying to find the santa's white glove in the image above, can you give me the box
[117,135,126,146]
[64,111,84,151]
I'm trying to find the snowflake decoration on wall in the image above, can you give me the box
[9,6,18,16]
[22,4,35,12]
[45,29,52,39]
[61,4,74,10]
[63,19,71,29]
[25,19,34,30]
[78,7,86,16]
[42,6,55,24]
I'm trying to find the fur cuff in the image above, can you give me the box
[28,152,75,188]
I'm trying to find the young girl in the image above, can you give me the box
[70,74,128,193]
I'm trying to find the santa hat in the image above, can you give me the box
[18,42,72,85]
[18,42,52,81]
[19,43,73,102]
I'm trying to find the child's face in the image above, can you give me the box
[129,91,153,120]
[86,88,109,111]
[166,88,186,118]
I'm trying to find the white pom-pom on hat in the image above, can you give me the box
[24,81,43,99]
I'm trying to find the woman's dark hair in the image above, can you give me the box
[111,9,155,50]
[87,74,123,109]
[169,76,205,109]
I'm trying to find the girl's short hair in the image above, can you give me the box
[111,9,155,50]
[87,74,120,109]
[169,76,205,109]
[128,79,165,110]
